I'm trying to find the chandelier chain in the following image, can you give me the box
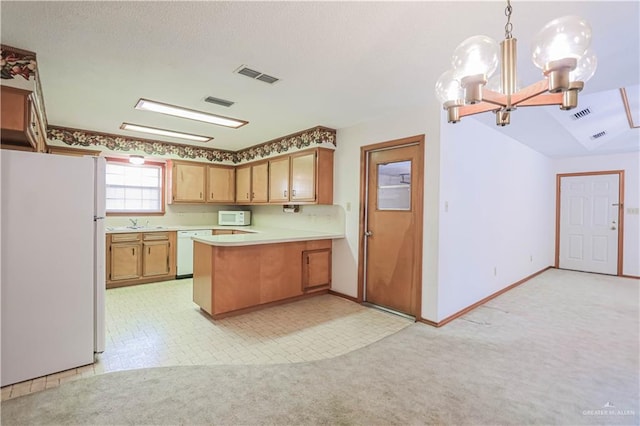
[504,0,513,39]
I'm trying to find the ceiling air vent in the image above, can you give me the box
[572,107,592,120]
[205,96,234,108]
[235,65,280,84]
[590,131,607,140]
[256,74,279,84]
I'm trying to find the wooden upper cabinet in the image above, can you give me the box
[1,86,46,152]
[235,165,251,203]
[169,160,206,203]
[167,147,333,206]
[290,151,316,202]
[251,161,269,203]
[207,165,235,203]
[48,146,101,157]
[269,156,290,203]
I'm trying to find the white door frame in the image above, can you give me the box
[555,170,625,275]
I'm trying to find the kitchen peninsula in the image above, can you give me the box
[192,227,343,319]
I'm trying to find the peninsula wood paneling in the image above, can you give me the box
[193,239,332,318]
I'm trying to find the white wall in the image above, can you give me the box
[437,118,555,321]
[332,104,442,320]
[553,152,640,277]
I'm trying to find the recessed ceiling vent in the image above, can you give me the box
[572,107,592,120]
[205,96,234,107]
[235,65,280,84]
[590,131,607,140]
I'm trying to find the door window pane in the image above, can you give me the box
[377,160,411,211]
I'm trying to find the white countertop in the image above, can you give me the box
[192,227,344,247]
[106,225,343,246]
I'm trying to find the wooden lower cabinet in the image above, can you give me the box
[302,248,332,291]
[143,240,171,277]
[212,229,234,235]
[193,239,332,318]
[110,241,142,281]
[107,231,176,288]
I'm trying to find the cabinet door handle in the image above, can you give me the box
[292,189,296,197]
[284,190,287,198]
[148,247,151,255]
[200,192,202,198]
[132,248,135,255]
[246,192,249,199]
[211,193,214,199]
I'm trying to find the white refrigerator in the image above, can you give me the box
[1,150,106,387]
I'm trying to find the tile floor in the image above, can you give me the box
[2,279,411,401]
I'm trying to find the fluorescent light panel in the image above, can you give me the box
[120,123,212,142]
[135,99,248,128]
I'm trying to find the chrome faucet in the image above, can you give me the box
[129,218,138,227]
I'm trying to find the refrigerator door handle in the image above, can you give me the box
[94,216,105,221]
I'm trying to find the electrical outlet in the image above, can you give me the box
[346,202,351,212]
[444,201,449,212]
[493,267,497,276]
[627,207,640,215]
[530,255,533,262]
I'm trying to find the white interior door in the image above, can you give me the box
[559,174,620,275]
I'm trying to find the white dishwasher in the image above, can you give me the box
[177,229,213,278]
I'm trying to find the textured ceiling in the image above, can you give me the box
[1,1,638,157]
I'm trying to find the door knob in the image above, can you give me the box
[364,231,373,237]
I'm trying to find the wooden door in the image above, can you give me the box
[269,157,290,203]
[207,165,235,203]
[362,140,423,317]
[291,151,316,202]
[110,243,141,281]
[251,162,269,203]
[143,240,170,277]
[173,163,205,202]
[235,165,251,203]
[558,172,622,275]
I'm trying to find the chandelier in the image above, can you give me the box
[435,1,597,126]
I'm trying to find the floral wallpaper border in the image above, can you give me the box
[235,126,336,162]
[47,125,337,163]
[0,45,37,80]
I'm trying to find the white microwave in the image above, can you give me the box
[218,210,251,226]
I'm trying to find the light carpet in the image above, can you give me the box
[2,269,638,425]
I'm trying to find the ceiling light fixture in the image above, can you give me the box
[120,123,212,142]
[135,99,248,129]
[435,0,597,126]
[129,155,145,165]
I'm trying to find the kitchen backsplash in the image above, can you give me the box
[105,204,345,234]
[105,204,224,228]
[248,205,344,234]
